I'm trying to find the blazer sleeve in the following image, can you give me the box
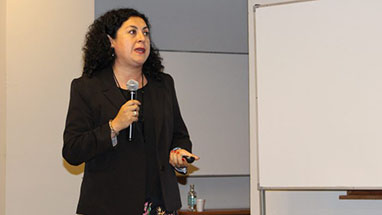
[167,75,192,153]
[62,78,113,166]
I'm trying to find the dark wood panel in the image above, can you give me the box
[339,190,382,200]
[178,208,250,215]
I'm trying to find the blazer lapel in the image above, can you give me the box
[96,67,126,110]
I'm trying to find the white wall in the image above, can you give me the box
[0,0,6,214]
[160,51,250,209]
[5,1,93,214]
[95,0,248,53]
[249,0,382,214]
[95,0,251,210]
[96,0,249,177]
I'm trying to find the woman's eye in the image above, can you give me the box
[143,31,150,36]
[128,29,136,35]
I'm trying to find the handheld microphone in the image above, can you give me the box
[127,79,139,141]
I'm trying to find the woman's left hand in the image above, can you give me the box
[169,149,200,168]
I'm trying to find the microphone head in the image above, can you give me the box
[126,79,139,91]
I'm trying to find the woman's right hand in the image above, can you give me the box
[111,100,141,133]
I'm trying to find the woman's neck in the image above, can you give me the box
[112,64,146,89]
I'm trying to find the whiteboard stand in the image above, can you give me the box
[259,189,266,215]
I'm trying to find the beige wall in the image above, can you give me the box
[5,0,93,214]
[0,0,6,214]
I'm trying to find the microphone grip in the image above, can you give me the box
[128,91,137,141]
[128,125,133,141]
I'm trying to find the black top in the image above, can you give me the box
[120,81,164,206]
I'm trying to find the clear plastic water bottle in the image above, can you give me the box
[187,184,197,211]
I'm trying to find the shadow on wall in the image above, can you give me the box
[176,165,199,185]
[62,159,84,175]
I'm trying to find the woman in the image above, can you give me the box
[63,8,199,215]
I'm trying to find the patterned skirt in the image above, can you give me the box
[142,201,178,215]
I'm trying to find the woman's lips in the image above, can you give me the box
[134,47,146,54]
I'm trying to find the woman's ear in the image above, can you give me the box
[107,34,114,48]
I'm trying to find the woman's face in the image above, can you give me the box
[109,16,151,68]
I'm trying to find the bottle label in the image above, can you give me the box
[188,195,196,209]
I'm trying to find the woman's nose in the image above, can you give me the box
[137,31,146,42]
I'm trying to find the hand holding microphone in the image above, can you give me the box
[111,100,140,131]
[110,79,140,140]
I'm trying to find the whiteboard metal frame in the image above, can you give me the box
[254,0,317,8]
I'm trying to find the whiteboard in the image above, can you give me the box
[254,0,382,189]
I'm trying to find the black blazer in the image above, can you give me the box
[63,67,192,215]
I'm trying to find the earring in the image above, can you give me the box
[111,48,115,57]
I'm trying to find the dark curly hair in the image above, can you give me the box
[82,8,164,79]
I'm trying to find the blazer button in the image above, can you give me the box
[160,165,165,172]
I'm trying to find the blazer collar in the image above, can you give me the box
[95,66,166,110]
